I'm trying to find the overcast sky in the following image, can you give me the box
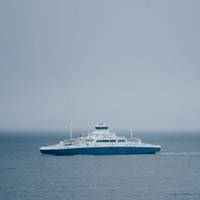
[0,0,200,131]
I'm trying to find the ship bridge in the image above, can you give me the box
[95,123,109,130]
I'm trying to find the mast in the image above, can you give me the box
[69,120,72,140]
[130,125,133,139]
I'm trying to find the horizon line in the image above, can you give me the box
[0,129,200,134]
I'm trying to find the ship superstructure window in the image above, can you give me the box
[96,140,109,142]
[86,139,93,142]
[118,140,126,142]
[96,140,116,143]
[95,123,109,130]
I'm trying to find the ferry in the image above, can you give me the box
[40,123,161,155]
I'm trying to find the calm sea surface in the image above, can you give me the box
[0,131,200,200]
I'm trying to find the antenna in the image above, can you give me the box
[69,120,72,140]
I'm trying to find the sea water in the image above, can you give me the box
[0,131,200,200]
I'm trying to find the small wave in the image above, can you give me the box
[160,152,200,155]
[171,192,193,196]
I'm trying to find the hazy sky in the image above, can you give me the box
[0,0,200,131]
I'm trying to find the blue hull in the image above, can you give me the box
[40,146,161,155]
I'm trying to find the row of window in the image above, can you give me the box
[96,139,126,143]
[118,140,126,142]
[86,139,94,142]
[96,140,116,142]
[83,139,127,143]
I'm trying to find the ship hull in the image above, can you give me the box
[40,146,161,155]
